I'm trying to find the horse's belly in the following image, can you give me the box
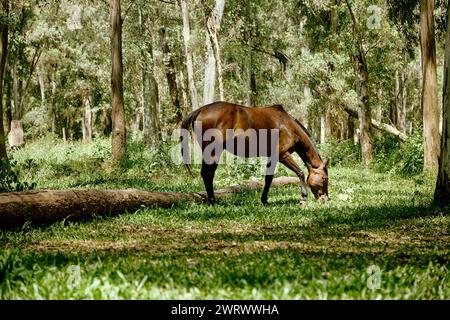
[224,134,278,158]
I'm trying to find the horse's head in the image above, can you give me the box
[307,159,329,202]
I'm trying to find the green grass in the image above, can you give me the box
[0,138,449,299]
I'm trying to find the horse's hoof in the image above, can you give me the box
[261,200,269,206]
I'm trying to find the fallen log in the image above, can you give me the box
[0,177,300,229]
[344,106,407,142]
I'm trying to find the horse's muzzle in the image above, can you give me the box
[319,195,328,203]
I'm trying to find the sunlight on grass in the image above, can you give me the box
[0,139,449,299]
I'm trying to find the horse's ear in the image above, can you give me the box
[322,158,330,169]
[306,162,313,171]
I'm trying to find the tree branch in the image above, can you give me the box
[122,0,137,22]
[344,106,407,141]
[159,0,176,4]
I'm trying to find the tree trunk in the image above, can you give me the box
[111,0,126,163]
[0,1,8,159]
[420,0,440,169]
[38,64,45,109]
[206,8,224,101]
[394,70,400,126]
[159,27,182,124]
[180,0,199,111]
[5,69,12,133]
[344,0,373,165]
[139,9,161,146]
[246,40,257,106]
[376,85,382,122]
[320,114,326,145]
[400,70,407,135]
[143,65,160,146]
[179,69,190,118]
[202,0,225,105]
[353,52,373,165]
[435,2,450,204]
[50,64,57,134]
[7,120,24,148]
[82,96,92,143]
[347,115,355,142]
[0,177,300,229]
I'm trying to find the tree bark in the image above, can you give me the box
[82,95,92,143]
[393,70,400,126]
[0,177,300,229]
[50,64,57,134]
[353,51,373,165]
[179,69,190,118]
[139,9,160,146]
[7,120,24,148]
[111,0,127,163]
[143,65,160,146]
[159,27,182,124]
[5,67,12,133]
[0,0,8,159]
[435,1,450,204]
[420,0,440,169]
[38,64,46,109]
[320,114,326,145]
[202,0,225,105]
[180,0,199,111]
[206,8,224,101]
[400,70,407,135]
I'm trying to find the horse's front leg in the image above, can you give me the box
[279,153,308,205]
[261,159,278,205]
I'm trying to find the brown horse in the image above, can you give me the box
[181,101,329,205]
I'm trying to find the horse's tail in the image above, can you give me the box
[180,107,204,177]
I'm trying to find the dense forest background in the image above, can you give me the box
[0,0,449,200]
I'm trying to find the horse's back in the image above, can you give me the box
[196,101,293,131]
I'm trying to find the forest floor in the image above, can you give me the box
[0,138,449,299]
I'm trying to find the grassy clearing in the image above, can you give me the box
[0,138,449,299]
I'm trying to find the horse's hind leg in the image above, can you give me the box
[261,159,278,205]
[279,153,308,204]
[201,160,218,205]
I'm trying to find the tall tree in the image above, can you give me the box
[180,0,199,111]
[202,0,225,105]
[111,0,126,163]
[0,0,9,159]
[139,8,160,146]
[345,0,373,165]
[435,0,450,204]
[159,27,182,123]
[420,0,440,169]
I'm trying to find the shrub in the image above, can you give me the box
[0,158,37,193]
[319,139,361,167]
[373,131,424,176]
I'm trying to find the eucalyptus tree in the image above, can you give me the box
[180,0,199,110]
[202,0,225,105]
[435,0,450,204]
[387,0,444,169]
[0,0,9,159]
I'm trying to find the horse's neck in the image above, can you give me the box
[296,123,322,169]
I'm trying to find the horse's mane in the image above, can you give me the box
[294,118,322,160]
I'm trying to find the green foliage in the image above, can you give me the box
[319,139,361,167]
[374,131,424,176]
[0,158,36,193]
[0,152,448,299]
